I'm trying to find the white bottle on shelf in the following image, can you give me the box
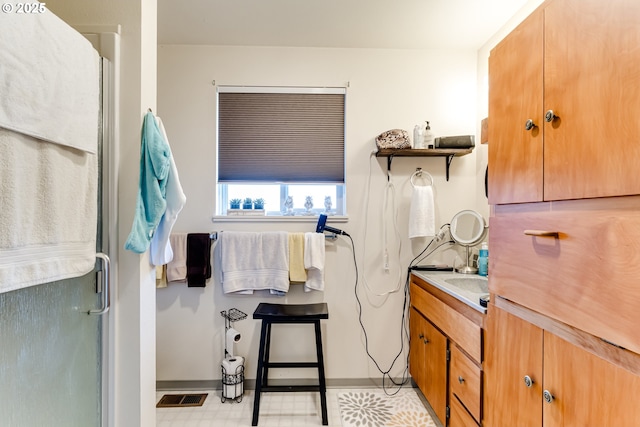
[413,124,424,149]
[423,121,435,149]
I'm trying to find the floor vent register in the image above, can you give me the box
[156,393,208,408]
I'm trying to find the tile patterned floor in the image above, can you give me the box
[156,388,345,427]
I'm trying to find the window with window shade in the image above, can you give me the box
[217,87,346,183]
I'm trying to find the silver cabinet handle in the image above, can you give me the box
[545,110,558,123]
[543,390,554,404]
[524,375,534,388]
[458,376,465,384]
[89,253,110,315]
[525,119,537,131]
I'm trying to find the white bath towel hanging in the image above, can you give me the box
[0,129,97,292]
[220,231,289,294]
[0,11,99,153]
[0,11,99,292]
[150,116,187,266]
[408,171,436,238]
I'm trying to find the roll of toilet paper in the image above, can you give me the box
[222,356,244,374]
[226,328,241,357]
[222,356,244,399]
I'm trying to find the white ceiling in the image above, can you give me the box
[158,0,531,50]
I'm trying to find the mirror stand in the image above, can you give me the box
[456,245,477,274]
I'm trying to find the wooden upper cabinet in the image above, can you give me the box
[488,9,543,205]
[489,0,640,204]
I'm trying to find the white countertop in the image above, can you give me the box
[411,271,489,313]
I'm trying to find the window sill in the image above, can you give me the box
[211,215,349,223]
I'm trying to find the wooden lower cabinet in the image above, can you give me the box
[449,395,479,427]
[484,305,640,427]
[410,277,485,426]
[410,306,447,423]
[484,305,543,427]
[449,344,481,424]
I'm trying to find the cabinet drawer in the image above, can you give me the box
[490,198,640,355]
[449,395,479,427]
[449,344,481,423]
[410,283,481,362]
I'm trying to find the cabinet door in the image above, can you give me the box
[488,8,544,205]
[543,331,640,427]
[410,307,428,392]
[490,199,640,356]
[484,306,543,427]
[409,307,447,424]
[543,0,640,200]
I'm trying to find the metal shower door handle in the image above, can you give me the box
[89,253,111,315]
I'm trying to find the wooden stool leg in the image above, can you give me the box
[262,322,272,386]
[252,320,269,426]
[314,320,328,425]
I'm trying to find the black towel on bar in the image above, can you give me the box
[186,233,212,287]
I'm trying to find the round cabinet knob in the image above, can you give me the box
[543,390,554,404]
[419,333,424,339]
[545,110,558,123]
[423,338,430,344]
[525,119,536,131]
[524,375,534,388]
[458,376,465,384]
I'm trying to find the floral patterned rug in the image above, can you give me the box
[338,389,436,427]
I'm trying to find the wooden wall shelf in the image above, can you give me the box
[375,148,473,181]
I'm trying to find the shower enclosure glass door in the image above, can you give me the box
[0,274,104,426]
[0,56,112,427]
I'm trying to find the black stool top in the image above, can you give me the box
[253,302,329,321]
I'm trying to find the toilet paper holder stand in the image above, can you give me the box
[221,308,247,403]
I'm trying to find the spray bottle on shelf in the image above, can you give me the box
[423,121,435,149]
[478,242,489,277]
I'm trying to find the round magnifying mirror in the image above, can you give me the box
[450,210,487,274]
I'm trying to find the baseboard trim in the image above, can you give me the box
[157,377,414,391]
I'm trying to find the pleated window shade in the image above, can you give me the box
[218,90,345,183]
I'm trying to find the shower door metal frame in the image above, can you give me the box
[97,54,115,427]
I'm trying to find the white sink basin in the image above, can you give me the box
[444,277,488,294]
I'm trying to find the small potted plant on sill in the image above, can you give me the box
[242,197,253,209]
[229,198,242,210]
[253,198,265,210]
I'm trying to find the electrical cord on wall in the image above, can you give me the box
[346,234,412,395]
[358,151,404,298]
[352,155,457,394]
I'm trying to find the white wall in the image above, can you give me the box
[156,44,489,384]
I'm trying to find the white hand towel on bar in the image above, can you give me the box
[408,185,436,238]
[220,231,289,294]
[304,232,326,292]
